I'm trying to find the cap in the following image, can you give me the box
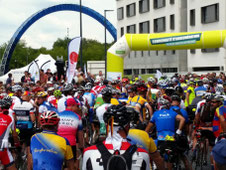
[65,98,80,107]
[212,139,226,165]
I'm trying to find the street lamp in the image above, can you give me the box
[80,0,83,69]
[104,9,114,79]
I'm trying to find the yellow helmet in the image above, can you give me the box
[36,91,48,98]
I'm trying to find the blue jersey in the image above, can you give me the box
[170,106,189,123]
[195,86,207,97]
[30,130,73,170]
[150,109,177,140]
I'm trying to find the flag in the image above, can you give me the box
[28,60,40,82]
[84,63,87,78]
[155,70,163,81]
[66,37,81,83]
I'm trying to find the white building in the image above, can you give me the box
[187,0,226,72]
[116,0,226,75]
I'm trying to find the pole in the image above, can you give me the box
[80,0,83,69]
[104,10,114,79]
[104,11,107,78]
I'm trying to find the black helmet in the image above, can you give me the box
[62,83,73,92]
[171,94,181,102]
[84,82,92,91]
[104,104,139,127]
[101,87,112,96]
[0,96,12,109]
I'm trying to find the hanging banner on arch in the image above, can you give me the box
[66,37,81,83]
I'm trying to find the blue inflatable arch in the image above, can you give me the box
[0,3,117,74]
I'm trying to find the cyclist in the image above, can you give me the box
[30,111,74,170]
[213,103,226,138]
[145,96,185,170]
[194,80,207,97]
[185,80,196,108]
[130,83,153,123]
[11,85,23,105]
[0,96,20,170]
[193,94,222,167]
[12,91,36,170]
[111,88,121,105]
[82,104,150,170]
[96,87,112,137]
[58,83,74,112]
[57,98,84,169]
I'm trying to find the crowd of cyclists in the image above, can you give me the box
[0,70,226,170]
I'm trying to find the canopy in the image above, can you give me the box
[0,54,56,83]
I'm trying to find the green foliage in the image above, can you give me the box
[0,37,113,70]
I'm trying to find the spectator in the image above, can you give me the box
[39,69,48,85]
[6,73,13,86]
[95,70,104,82]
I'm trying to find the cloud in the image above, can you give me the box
[0,0,116,49]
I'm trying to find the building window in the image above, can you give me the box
[124,69,132,75]
[139,21,150,33]
[172,50,176,54]
[133,69,139,75]
[148,51,151,56]
[170,0,174,5]
[127,3,136,17]
[154,17,166,32]
[190,9,195,26]
[170,14,175,30]
[164,50,167,55]
[201,48,219,53]
[193,67,220,72]
[117,7,124,20]
[121,27,124,37]
[153,0,165,9]
[201,3,219,24]
[141,69,146,74]
[141,51,144,57]
[127,24,136,33]
[156,51,158,56]
[190,49,196,54]
[139,0,149,13]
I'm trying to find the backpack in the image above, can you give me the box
[200,102,215,122]
[96,142,137,170]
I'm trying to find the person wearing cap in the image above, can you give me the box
[30,111,74,170]
[12,91,36,170]
[57,98,84,169]
[212,137,226,170]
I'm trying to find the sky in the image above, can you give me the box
[0,0,117,49]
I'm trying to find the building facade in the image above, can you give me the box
[116,0,226,75]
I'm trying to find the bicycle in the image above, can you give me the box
[192,129,207,170]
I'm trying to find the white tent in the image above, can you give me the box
[0,54,57,83]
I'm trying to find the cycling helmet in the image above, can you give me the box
[84,82,92,91]
[12,85,23,92]
[122,78,129,83]
[157,80,168,89]
[53,90,62,98]
[62,83,73,92]
[101,87,112,96]
[147,77,156,84]
[197,80,203,86]
[171,94,181,102]
[213,94,224,102]
[215,84,224,95]
[137,83,148,92]
[36,91,48,98]
[0,96,12,109]
[47,87,55,91]
[158,96,171,109]
[40,111,60,126]
[202,77,209,84]
[103,104,139,127]
[202,92,213,100]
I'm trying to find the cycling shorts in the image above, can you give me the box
[0,148,14,167]
[200,130,216,146]
[19,129,34,146]
[71,145,77,160]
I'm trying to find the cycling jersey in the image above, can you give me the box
[39,101,58,115]
[30,130,73,170]
[47,95,57,108]
[82,141,150,170]
[0,112,15,149]
[150,109,178,141]
[127,129,157,154]
[12,100,35,129]
[96,103,111,135]
[194,86,207,97]
[94,94,104,109]
[213,105,226,137]
[185,86,195,107]
[170,106,189,123]
[130,95,148,120]
[111,97,121,105]
[57,109,83,146]
[57,95,73,113]
[83,92,96,107]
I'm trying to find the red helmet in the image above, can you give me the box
[40,111,60,126]
[137,84,147,92]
